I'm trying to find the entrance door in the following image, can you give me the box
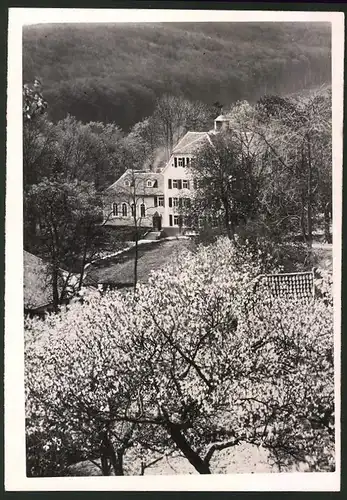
[152,213,162,231]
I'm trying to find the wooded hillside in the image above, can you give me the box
[23,22,331,130]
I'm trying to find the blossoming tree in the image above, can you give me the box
[25,238,334,475]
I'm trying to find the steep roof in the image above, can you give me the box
[105,170,164,196]
[172,132,210,155]
[215,114,232,121]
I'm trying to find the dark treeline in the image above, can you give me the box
[23,22,331,130]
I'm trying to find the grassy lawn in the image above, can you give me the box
[85,238,194,286]
[85,238,333,287]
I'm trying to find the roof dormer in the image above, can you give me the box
[214,115,231,132]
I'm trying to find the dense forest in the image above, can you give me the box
[23,22,331,130]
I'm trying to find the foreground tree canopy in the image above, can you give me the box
[25,238,334,476]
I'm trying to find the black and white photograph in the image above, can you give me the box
[5,7,343,492]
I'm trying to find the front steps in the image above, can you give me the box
[143,231,162,241]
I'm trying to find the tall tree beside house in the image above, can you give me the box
[26,176,104,310]
[219,99,304,244]
[53,116,125,190]
[126,116,161,167]
[23,113,125,253]
[23,114,58,246]
[23,80,54,249]
[104,143,156,290]
[254,86,332,245]
[23,114,57,187]
[153,95,214,159]
[23,112,125,191]
[188,132,263,240]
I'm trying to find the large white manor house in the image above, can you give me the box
[103,114,232,234]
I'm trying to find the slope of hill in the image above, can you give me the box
[23,22,331,130]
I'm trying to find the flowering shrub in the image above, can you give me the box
[25,238,334,475]
[236,289,334,471]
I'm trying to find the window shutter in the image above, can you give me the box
[168,179,172,189]
[169,197,172,208]
[169,215,173,226]
[186,157,190,166]
[154,196,158,207]
[174,157,177,168]
[179,198,182,208]
[178,180,182,190]
[187,180,190,190]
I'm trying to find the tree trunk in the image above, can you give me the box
[109,446,125,476]
[324,202,332,243]
[100,431,125,476]
[306,135,313,247]
[300,193,307,243]
[222,198,234,241]
[168,424,211,474]
[100,456,111,476]
[134,223,138,291]
[78,241,89,290]
[52,264,60,313]
[114,450,125,476]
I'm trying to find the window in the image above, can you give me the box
[140,203,146,217]
[178,157,184,167]
[147,180,152,187]
[182,180,190,189]
[168,179,172,189]
[173,197,179,208]
[172,180,178,189]
[169,214,173,226]
[158,196,165,207]
[173,215,180,226]
[186,157,190,167]
[122,203,128,217]
[124,180,130,187]
[131,203,136,217]
[112,203,118,216]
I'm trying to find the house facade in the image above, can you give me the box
[103,124,219,234]
[103,171,166,230]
